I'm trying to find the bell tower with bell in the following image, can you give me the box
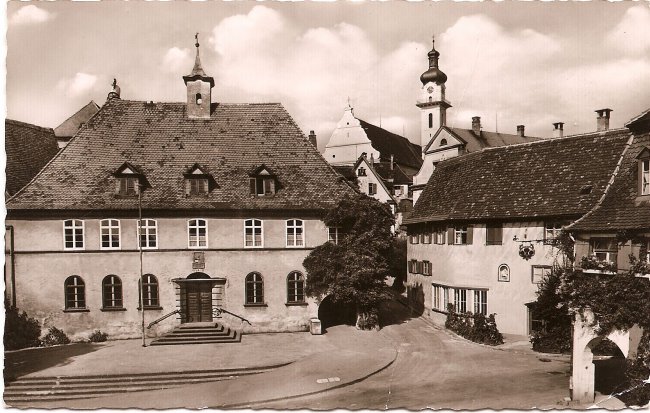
[183,33,215,119]
[416,36,451,151]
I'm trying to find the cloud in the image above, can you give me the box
[162,47,192,74]
[606,5,650,56]
[56,73,98,98]
[10,5,54,25]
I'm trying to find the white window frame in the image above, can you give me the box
[63,219,85,251]
[432,285,441,312]
[100,219,121,250]
[590,237,618,266]
[544,222,563,242]
[473,290,488,315]
[244,219,264,248]
[435,228,445,244]
[454,288,467,313]
[642,159,649,195]
[286,219,304,248]
[188,218,208,249]
[327,227,342,244]
[442,287,450,311]
[454,226,467,245]
[137,219,158,250]
[531,265,552,284]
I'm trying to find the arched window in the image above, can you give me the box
[64,276,86,310]
[245,272,264,304]
[196,93,202,105]
[287,271,305,304]
[139,274,160,309]
[440,138,448,146]
[428,113,433,129]
[102,275,123,309]
[286,219,304,247]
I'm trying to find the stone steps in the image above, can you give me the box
[149,322,241,346]
[4,365,286,405]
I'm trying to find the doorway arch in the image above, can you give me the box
[317,295,356,331]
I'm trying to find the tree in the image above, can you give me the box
[303,193,396,330]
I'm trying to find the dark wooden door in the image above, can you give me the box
[185,282,213,322]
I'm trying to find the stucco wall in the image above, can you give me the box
[407,221,566,335]
[6,217,328,340]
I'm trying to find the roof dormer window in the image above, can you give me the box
[184,164,213,196]
[638,148,650,196]
[113,162,143,197]
[249,165,278,196]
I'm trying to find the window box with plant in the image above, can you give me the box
[580,254,617,274]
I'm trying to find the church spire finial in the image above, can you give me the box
[190,33,206,77]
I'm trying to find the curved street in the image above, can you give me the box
[262,315,571,410]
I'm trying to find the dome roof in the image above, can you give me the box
[420,37,447,85]
[420,67,447,85]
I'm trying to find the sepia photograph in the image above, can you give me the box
[4,1,650,410]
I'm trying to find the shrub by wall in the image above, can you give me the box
[445,304,504,346]
[4,301,41,350]
[42,327,71,346]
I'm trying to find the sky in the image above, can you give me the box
[5,1,650,150]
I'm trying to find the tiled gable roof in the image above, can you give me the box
[371,162,413,185]
[424,126,540,153]
[570,114,650,231]
[5,119,59,196]
[53,101,100,138]
[7,100,353,213]
[357,119,423,170]
[405,129,632,224]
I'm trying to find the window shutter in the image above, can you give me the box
[466,226,474,245]
[249,178,256,194]
[185,179,191,196]
[447,227,454,245]
[268,178,276,194]
[495,225,503,244]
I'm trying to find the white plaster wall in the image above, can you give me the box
[323,107,379,165]
[407,221,565,335]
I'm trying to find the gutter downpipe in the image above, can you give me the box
[5,225,16,307]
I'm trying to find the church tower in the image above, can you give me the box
[183,34,215,119]
[416,37,451,151]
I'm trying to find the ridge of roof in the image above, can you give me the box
[357,118,422,169]
[5,118,53,133]
[54,101,101,138]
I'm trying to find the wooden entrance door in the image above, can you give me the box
[185,282,213,322]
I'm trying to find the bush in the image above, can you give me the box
[530,326,572,353]
[89,330,108,343]
[42,327,70,346]
[618,331,650,407]
[4,301,41,350]
[529,265,572,353]
[445,304,504,346]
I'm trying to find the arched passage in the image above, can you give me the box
[317,295,356,331]
[589,337,627,396]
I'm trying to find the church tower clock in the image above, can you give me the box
[416,37,451,152]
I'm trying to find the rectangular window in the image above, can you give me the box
[442,287,450,311]
[544,222,564,243]
[486,224,503,246]
[286,219,304,247]
[245,219,263,248]
[454,288,467,313]
[368,182,377,196]
[410,234,419,244]
[327,227,345,244]
[188,178,209,195]
[454,226,468,245]
[100,219,120,250]
[118,177,139,196]
[394,186,403,196]
[435,228,445,244]
[422,260,432,276]
[250,177,276,196]
[590,238,618,267]
[642,159,649,195]
[188,219,208,248]
[409,259,418,273]
[532,265,552,284]
[432,285,440,311]
[63,219,84,250]
[138,219,158,249]
[357,167,366,177]
[421,232,432,244]
[473,290,488,315]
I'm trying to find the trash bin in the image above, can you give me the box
[310,318,322,335]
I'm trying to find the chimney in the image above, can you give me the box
[552,122,564,139]
[390,154,394,170]
[516,125,525,138]
[595,108,613,132]
[370,153,375,165]
[472,116,481,136]
[308,130,317,147]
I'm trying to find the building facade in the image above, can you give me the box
[405,118,633,335]
[5,41,352,340]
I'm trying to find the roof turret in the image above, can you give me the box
[420,36,447,86]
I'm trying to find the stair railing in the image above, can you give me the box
[147,309,182,329]
[213,307,252,326]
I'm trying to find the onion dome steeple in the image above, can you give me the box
[420,36,447,86]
